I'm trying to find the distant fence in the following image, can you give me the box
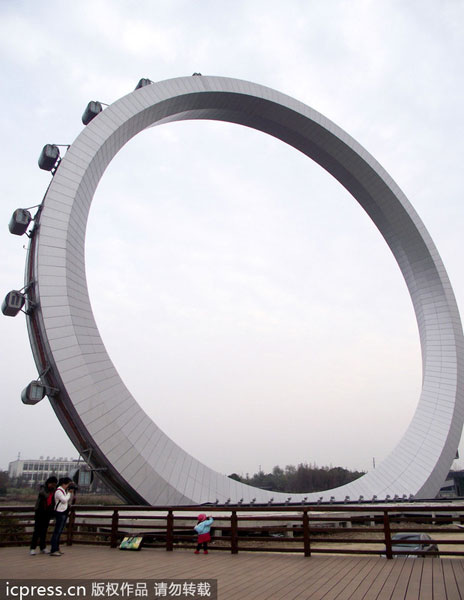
[1,503,464,558]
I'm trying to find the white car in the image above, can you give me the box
[389,533,439,557]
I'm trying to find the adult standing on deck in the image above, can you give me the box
[29,476,58,555]
[49,477,74,556]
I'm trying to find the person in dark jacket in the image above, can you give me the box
[194,514,214,554]
[29,476,58,555]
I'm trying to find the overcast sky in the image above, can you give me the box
[1,0,463,481]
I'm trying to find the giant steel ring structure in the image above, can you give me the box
[23,76,464,504]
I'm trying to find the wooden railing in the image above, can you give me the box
[1,503,464,558]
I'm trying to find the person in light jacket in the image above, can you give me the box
[49,477,74,556]
[194,514,214,554]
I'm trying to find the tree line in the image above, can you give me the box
[229,463,365,493]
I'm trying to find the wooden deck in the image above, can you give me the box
[1,546,463,599]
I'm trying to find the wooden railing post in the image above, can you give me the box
[383,509,392,559]
[66,506,75,546]
[110,509,119,548]
[231,511,238,554]
[166,510,174,551]
[303,510,311,557]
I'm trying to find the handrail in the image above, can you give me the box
[1,502,463,512]
[1,502,463,558]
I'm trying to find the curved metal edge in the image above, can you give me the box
[27,76,464,504]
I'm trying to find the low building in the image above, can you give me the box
[8,457,80,485]
[8,456,112,494]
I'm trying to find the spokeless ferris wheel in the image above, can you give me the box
[4,76,464,504]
